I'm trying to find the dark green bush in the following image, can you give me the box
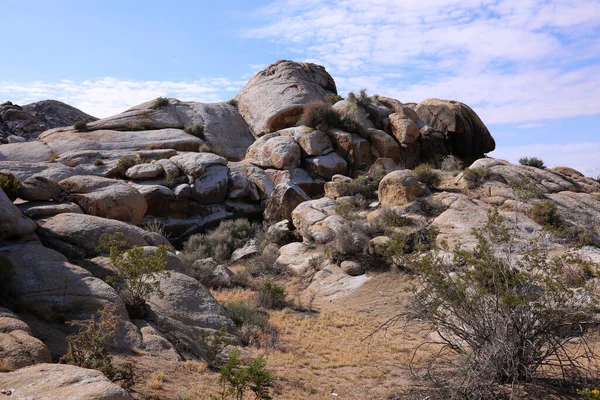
[153,97,169,109]
[326,93,343,103]
[188,124,205,138]
[529,200,559,226]
[297,100,341,130]
[0,172,20,201]
[217,349,275,400]
[519,157,545,168]
[379,208,413,228]
[73,121,87,131]
[223,301,278,348]
[378,227,438,266]
[336,175,379,199]
[257,281,286,310]
[413,164,441,187]
[182,219,260,263]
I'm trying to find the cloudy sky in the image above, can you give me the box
[2,0,599,176]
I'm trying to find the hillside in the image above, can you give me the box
[1,60,599,400]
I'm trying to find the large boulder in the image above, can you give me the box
[367,128,402,163]
[59,176,147,224]
[36,213,170,258]
[0,189,36,241]
[245,134,302,169]
[0,141,53,162]
[389,114,420,144]
[191,165,230,204]
[327,129,371,168]
[304,152,348,180]
[170,152,227,180]
[411,98,495,161]
[0,363,132,399]
[234,60,337,136]
[17,175,62,201]
[125,163,163,180]
[0,308,52,370]
[378,170,427,206]
[280,126,333,156]
[17,201,83,220]
[264,182,311,224]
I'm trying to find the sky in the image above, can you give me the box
[1,0,599,176]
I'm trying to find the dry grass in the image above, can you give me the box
[147,371,167,390]
[0,359,13,372]
[211,287,257,304]
[181,360,207,373]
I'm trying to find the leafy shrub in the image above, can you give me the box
[440,155,463,172]
[227,99,237,107]
[152,97,169,109]
[245,249,281,277]
[336,175,379,199]
[216,349,275,400]
[257,281,286,310]
[199,327,231,369]
[379,208,413,228]
[223,301,277,348]
[395,209,599,397]
[413,164,441,187]
[334,202,360,221]
[73,121,87,131]
[116,156,139,177]
[529,200,559,226]
[297,100,341,130]
[93,159,104,167]
[188,124,205,138]
[182,219,260,263]
[97,233,169,317]
[378,227,438,266]
[60,305,134,386]
[462,167,491,188]
[519,156,545,168]
[326,92,343,103]
[0,172,20,201]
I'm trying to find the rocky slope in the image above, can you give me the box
[0,100,97,142]
[0,60,598,399]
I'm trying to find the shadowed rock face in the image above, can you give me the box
[235,60,338,136]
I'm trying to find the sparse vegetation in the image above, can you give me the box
[440,155,463,172]
[127,122,144,131]
[116,156,140,176]
[215,349,275,400]
[529,200,594,246]
[223,301,277,348]
[326,92,343,103]
[334,202,361,221]
[297,100,341,130]
[347,89,372,108]
[188,124,205,138]
[198,143,213,153]
[227,99,237,107]
[93,159,104,167]
[379,208,413,228]
[529,200,560,226]
[60,305,134,386]
[413,164,441,187]
[148,371,167,390]
[182,219,260,264]
[0,172,20,201]
[142,219,168,238]
[378,227,438,267]
[336,175,379,199]
[153,97,170,109]
[519,156,546,168]
[199,327,231,369]
[97,232,169,317]
[73,120,87,131]
[257,281,286,310]
[385,209,600,398]
[462,167,491,188]
[48,151,58,163]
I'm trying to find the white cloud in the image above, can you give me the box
[491,142,600,178]
[247,0,600,125]
[0,77,246,118]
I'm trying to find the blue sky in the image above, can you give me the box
[2,0,599,176]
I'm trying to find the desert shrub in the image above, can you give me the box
[199,327,231,369]
[326,92,343,103]
[73,120,87,131]
[182,219,260,263]
[216,349,275,400]
[297,100,341,130]
[386,209,600,398]
[347,89,372,108]
[519,156,545,168]
[440,155,463,172]
[60,305,134,386]
[93,159,104,167]
[257,281,286,310]
[164,174,178,189]
[579,389,600,399]
[188,124,205,138]
[527,200,593,246]
[97,232,169,317]
[142,219,168,238]
[462,167,491,188]
[245,250,281,277]
[413,164,441,187]
[48,151,59,163]
[337,175,379,199]
[378,227,438,267]
[529,200,560,226]
[223,301,277,348]
[152,97,169,109]
[227,98,237,107]
[334,202,360,221]
[126,122,144,131]
[0,172,20,201]
[198,143,213,153]
[379,208,413,228]
[403,197,448,219]
[116,156,139,176]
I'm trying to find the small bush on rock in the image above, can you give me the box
[519,156,545,168]
[297,100,341,131]
[73,121,87,131]
[116,156,140,177]
[413,164,441,187]
[199,327,231,369]
[440,155,463,172]
[152,97,169,109]
[188,124,205,138]
[462,167,491,188]
[0,172,20,201]
[182,219,260,263]
[379,208,413,228]
[60,305,134,387]
[326,93,343,103]
[337,175,379,199]
[97,232,169,317]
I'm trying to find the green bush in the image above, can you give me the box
[116,156,139,177]
[336,175,379,199]
[334,202,361,221]
[413,164,441,187]
[257,281,286,310]
[216,349,275,400]
[379,208,413,228]
[152,97,169,109]
[0,172,20,201]
[73,121,87,131]
[182,219,260,263]
[189,124,205,138]
[326,92,343,103]
[97,233,169,317]
[378,227,438,266]
[223,301,277,348]
[398,208,599,397]
[199,327,231,369]
[93,159,104,167]
[60,305,134,387]
[519,156,545,168]
[529,200,559,226]
[462,167,491,188]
